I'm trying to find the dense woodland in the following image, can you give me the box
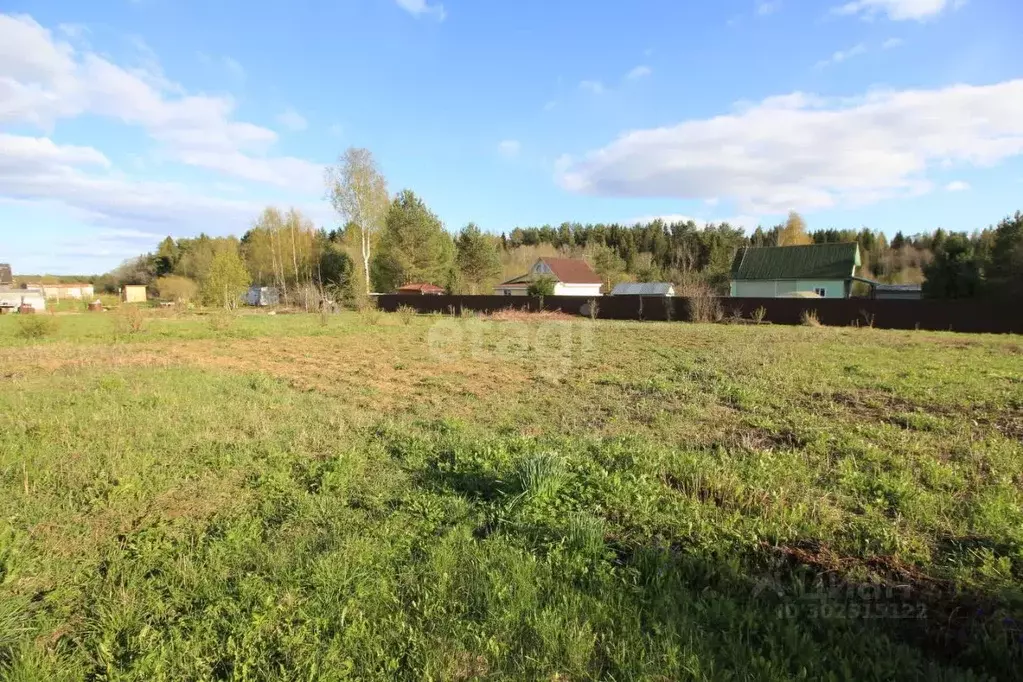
[21,147,1023,304]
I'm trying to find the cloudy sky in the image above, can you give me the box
[2,0,1022,273]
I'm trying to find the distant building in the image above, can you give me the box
[0,286,46,312]
[730,243,862,299]
[0,264,11,286]
[495,257,604,297]
[396,283,445,295]
[611,282,675,296]
[40,283,95,300]
[873,283,923,300]
[121,285,147,303]
[245,286,280,306]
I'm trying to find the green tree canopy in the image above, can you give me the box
[986,211,1023,299]
[202,247,251,308]
[373,189,453,292]
[455,223,501,294]
[527,275,556,297]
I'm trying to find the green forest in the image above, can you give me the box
[26,148,1023,304]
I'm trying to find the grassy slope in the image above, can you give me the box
[0,311,1021,680]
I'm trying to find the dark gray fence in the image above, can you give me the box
[375,295,1022,334]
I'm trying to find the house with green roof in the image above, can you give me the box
[729,243,862,299]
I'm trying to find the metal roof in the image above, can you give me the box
[874,283,922,292]
[498,257,601,286]
[730,243,860,281]
[611,282,674,295]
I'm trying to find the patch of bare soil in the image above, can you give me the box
[484,308,579,322]
[0,335,535,412]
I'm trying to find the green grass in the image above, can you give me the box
[0,311,1021,680]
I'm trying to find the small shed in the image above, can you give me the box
[611,282,675,296]
[245,286,280,306]
[0,264,11,286]
[874,283,923,300]
[0,287,46,312]
[397,283,445,295]
[121,285,147,303]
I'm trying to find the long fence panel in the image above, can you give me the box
[375,295,1021,334]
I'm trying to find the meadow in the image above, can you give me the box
[0,309,1021,680]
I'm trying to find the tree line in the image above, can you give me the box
[95,147,1022,303]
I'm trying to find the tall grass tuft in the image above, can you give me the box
[512,452,567,502]
[801,309,821,327]
[15,315,57,340]
[752,306,767,325]
[207,309,235,332]
[396,304,417,326]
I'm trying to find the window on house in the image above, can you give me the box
[813,287,827,297]
[504,290,512,296]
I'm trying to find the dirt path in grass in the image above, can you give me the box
[0,335,534,412]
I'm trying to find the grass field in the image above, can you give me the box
[0,310,1021,680]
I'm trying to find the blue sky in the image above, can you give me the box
[2,0,1022,273]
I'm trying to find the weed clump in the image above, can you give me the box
[801,309,821,327]
[396,304,417,325]
[16,315,57,340]
[113,305,146,336]
[512,452,567,502]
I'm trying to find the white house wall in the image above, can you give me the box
[731,280,847,298]
[0,292,46,311]
[554,283,603,297]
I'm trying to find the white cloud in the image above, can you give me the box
[834,0,959,21]
[882,37,905,49]
[497,140,521,158]
[815,43,867,69]
[0,133,111,169]
[945,180,970,191]
[558,80,1023,214]
[395,0,446,20]
[0,133,260,229]
[626,65,652,80]
[277,107,308,132]
[579,80,605,95]
[0,13,322,191]
[756,1,782,15]
[0,132,334,264]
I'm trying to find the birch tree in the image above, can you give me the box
[325,148,389,296]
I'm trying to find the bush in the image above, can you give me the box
[586,298,600,321]
[752,306,767,325]
[359,299,382,326]
[801,309,821,327]
[155,275,199,304]
[680,283,722,323]
[527,276,557,298]
[113,305,145,335]
[207,310,236,332]
[396,304,417,326]
[16,315,57,340]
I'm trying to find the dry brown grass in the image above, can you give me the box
[483,307,578,322]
